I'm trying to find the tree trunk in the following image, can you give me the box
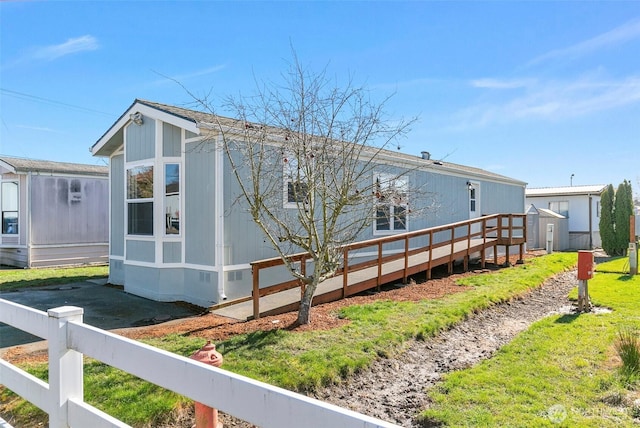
[297,281,318,325]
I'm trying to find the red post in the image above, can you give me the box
[577,251,594,312]
[191,341,224,428]
[577,250,594,280]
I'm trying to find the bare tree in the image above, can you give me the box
[190,56,417,325]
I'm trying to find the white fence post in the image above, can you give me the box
[47,306,84,428]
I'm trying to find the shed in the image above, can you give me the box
[526,204,569,251]
[525,185,605,250]
[0,156,109,268]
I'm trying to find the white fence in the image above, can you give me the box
[0,298,399,428]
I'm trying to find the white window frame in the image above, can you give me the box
[549,201,569,218]
[469,186,477,214]
[69,178,83,204]
[126,163,155,236]
[283,153,309,209]
[373,173,408,235]
[1,180,19,235]
[164,162,181,236]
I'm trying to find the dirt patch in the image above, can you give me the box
[312,270,581,427]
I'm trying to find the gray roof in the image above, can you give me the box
[537,208,566,218]
[0,156,108,176]
[93,99,527,186]
[139,100,526,184]
[526,185,606,197]
[136,99,230,125]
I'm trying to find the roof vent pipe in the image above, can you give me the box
[421,151,431,160]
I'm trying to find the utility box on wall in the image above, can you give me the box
[577,250,595,280]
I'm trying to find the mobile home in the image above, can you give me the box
[91,99,527,307]
[526,185,606,250]
[0,156,109,268]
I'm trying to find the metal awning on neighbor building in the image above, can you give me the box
[526,184,606,197]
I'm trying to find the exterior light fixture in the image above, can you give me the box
[130,112,144,126]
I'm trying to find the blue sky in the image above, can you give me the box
[1,1,639,192]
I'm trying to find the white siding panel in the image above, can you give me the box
[163,241,181,263]
[109,258,125,285]
[110,155,125,257]
[125,116,155,162]
[162,123,182,157]
[184,142,215,266]
[29,176,109,245]
[126,240,155,263]
[0,247,28,267]
[29,244,108,267]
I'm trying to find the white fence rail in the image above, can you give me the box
[0,298,399,428]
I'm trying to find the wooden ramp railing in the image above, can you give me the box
[249,214,526,320]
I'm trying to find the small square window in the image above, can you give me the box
[283,154,310,208]
[549,201,569,218]
[287,181,309,204]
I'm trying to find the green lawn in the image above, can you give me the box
[0,265,108,291]
[421,256,640,427]
[2,253,582,426]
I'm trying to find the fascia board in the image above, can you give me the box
[134,103,201,134]
[0,160,17,174]
[195,123,527,187]
[91,102,202,156]
[373,150,527,187]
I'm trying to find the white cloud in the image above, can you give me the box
[30,35,99,61]
[15,124,64,134]
[169,65,227,81]
[151,64,227,85]
[1,35,99,70]
[373,77,447,91]
[452,75,640,129]
[528,18,640,66]
[470,78,534,89]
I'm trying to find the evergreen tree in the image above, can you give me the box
[614,180,634,255]
[600,184,616,255]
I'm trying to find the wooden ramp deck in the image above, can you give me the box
[212,214,526,321]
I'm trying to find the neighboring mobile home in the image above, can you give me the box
[91,99,527,307]
[0,156,109,268]
[525,185,606,250]
[525,204,570,251]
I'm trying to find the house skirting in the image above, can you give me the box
[569,232,601,250]
[0,246,28,267]
[1,243,108,268]
[108,258,256,307]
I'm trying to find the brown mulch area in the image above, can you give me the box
[1,251,544,367]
